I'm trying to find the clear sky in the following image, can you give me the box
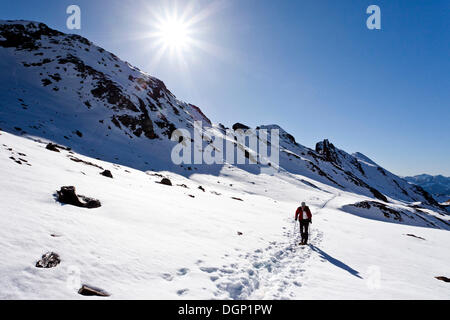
[1,0,449,176]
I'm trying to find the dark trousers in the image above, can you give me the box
[299,219,310,244]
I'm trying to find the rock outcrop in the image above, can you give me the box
[315,139,340,164]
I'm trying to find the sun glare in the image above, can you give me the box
[159,19,189,49]
[140,1,229,68]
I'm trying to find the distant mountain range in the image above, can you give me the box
[404,174,450,204]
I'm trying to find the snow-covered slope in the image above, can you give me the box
[1,130,449,299]
[1,21,449,299]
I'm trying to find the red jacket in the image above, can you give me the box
[295,206,312,221]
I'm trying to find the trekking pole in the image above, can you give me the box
[292,219,298,245]
[292,219,296,238]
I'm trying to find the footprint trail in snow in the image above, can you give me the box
[197,195,337,299]
[197,220,323,299]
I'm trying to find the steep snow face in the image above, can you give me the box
[0,20,442,210]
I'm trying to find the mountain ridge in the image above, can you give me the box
[0,20,443,211]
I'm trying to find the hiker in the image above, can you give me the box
[295,201,312,245]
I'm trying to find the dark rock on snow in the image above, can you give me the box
[100,170,113,178]
[35,252,60,268]
[46,142,71,152]
[159,178,172,186]
[56,186,101,209]
[406,234,426,240]
[435,276,450,283]
[78,284,110,297]
[46,143,60,152]
[68,155,103,169]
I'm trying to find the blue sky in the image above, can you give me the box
[1,0,449,176]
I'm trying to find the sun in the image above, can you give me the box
[139,1,228,68]
[158,19,190,49]
[147,10,197,67]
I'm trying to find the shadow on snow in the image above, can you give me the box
[309,244,362,279]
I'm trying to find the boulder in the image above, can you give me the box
[36,252,60,268]
[56,186,101,209]
[100,170,113,178]
[57,186,82,206]
[78,285,110,297]
[160,178,172,186]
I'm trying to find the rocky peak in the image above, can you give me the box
[0,20,65,51]
[315,139,340,164]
